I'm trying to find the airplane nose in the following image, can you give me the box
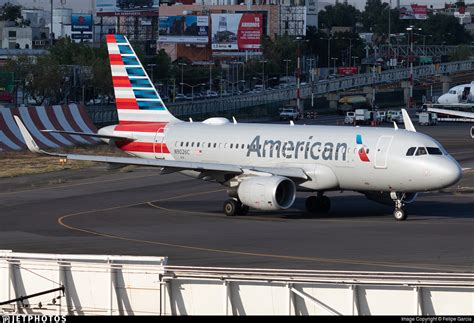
[435,158,462,189]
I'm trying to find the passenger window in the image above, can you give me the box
[214,143,217,148]
[197,142,200,147]
[406,147,416,156]
[415,147,427,156]
[230,144,233,148]
[180,142,184,147]
[208,143,211,148]
[191,142,194,147]
[241,144,244,149]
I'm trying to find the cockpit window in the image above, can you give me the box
[406,147,416,156]
[449,90,456,94]
[426,147,442,155]
[415,147,427,156]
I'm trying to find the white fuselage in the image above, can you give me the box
[100,121,462,193]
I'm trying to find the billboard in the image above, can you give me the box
[337,67,358,76]
[71,14,93,32]
[158,16,209,44]
[399,5,428,20]
[96,0,159,16]
[211,13,262,51]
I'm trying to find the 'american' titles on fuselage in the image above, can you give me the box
[246,135,348,161]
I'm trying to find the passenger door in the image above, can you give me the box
[374,136,393,169]
[154,128,165,159]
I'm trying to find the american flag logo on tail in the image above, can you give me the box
[105,34,179,125]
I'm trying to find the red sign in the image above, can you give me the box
[0,91,12,102]
[237,13,262,50]
[337,67,358,76]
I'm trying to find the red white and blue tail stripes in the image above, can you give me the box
[106,34,179,124]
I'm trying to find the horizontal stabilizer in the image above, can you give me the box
[41,129,134,141]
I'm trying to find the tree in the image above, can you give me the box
[0,2,21,22]
[24,55,68,105]
[419,14,472,45]
[450,45,473,61]
[318,3,360,30]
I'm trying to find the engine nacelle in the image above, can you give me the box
[363,191,418,206]
[237,176,296,211]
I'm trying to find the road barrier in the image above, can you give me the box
[0,104,100,152]
[1,251,472,315]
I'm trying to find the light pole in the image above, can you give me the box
[406,26,421,108]
[147,64,156,83]
[260,60,267,90]
[180,82,205,101]
[208,61,213,91]
[283,59,291,81]
[331,57,338,74]
[351,56,359,68]
[178,62,186,94]
[320,36,334,72]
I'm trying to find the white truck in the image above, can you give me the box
[418,112,438,126]
[355,109,371,125]
[279,107,300,121]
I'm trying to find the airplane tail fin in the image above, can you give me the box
[106,34,180,124]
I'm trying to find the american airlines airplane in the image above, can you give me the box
[14,35,463,221]
[426,82,474,138]
[437,82,474,105]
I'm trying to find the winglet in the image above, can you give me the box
[14,115,45,154]
[401,109,416,132]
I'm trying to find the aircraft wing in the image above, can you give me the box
[41,129,134,141]
[14,116,308,180]
[427,107,474,119]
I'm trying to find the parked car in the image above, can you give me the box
[387,110,403,123]
[279,107,300,121]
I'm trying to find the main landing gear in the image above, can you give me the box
[305,193,331,215]
[223,199,249,216]
[391,192,408,221]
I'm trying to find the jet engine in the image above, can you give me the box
[363,191,418,206]
[237,176,296,211]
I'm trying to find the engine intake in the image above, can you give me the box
[237,176,296,211]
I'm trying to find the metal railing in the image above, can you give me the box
[167,60,474,116]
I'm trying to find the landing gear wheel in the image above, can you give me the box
[393,208,407,221]
[305,195,331,215]
[320,196,331,213]
[237,204,249,216]
[305,196,319,213]
[223,199,238,216]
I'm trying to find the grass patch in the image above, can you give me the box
[0,144,127,178]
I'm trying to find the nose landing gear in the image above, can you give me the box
[391,192,408,221]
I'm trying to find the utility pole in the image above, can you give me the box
[283,59,291,80]
[50,0,53,47]
[178,63,186,94]
[209,61,212,91]
[260,60,267,90]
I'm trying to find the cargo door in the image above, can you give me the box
[374,136,393,169]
